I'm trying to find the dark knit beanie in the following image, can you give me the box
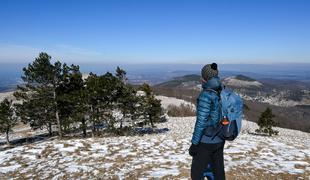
[201,63,218,81]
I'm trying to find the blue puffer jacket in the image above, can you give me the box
[191,76,224,145]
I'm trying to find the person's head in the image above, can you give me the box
[201,63,218,83]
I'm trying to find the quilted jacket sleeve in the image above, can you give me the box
[191,91,212,145]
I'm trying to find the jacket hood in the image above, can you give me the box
[202,76,221,90]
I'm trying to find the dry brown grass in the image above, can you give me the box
[226,167,308,180]
[167,103,196,117]
[40,144,54,158]
[81,141,91,150]
[63,142,72,148]
[74,148,81,156]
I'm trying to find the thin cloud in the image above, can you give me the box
[0,44,41,63]
[0,43,106,63]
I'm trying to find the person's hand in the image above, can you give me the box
[189,143,199,156]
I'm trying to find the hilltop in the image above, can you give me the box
[223,75,263,88]
[155,74,201,89]
[0,95,309,179]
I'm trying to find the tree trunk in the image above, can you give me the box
[90,106,95,138]
[82,116,87,137]
[120,118,123,129]
[55,108,62,138]
[53,90,62,138]
[92,121,95,138]
[48,122,52,136]
[6,129,10,144]
[149,115,154,127]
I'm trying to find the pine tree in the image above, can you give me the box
[255,107,279,136]
[56,64,84,134]
[139,83,162,127]
[148,97,162,126]
[14,52,80,138]
[83,73,97,137]
[115,66,127,84]
[14,91,55,136]
[84,72,120,136]
[116,84,138,130]
[14,53,59,136]
[140,83,152,96]
[71,87,88,137]
[114,67,138,130]
[0,98,17,144]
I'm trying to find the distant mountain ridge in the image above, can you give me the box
[155,74,310,107]
[234,75,256,82]
[155,74,201,88]
[153,74,310,132]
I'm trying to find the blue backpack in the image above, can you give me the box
[206,88,243,141]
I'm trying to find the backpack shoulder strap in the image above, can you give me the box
[205,88,225,121]
[204,88,220,97]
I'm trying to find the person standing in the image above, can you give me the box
[189,63,225,180]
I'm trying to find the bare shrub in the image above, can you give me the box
[167,103,196,117]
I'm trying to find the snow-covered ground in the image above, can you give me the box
[223,77,263,88]
[0,91,14,102]
[0,96,309,179]
[156,95,195,109]
[0,118,309,179]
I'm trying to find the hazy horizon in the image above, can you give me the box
[1,62,309,82]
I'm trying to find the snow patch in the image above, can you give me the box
[0,164,21,173]
[156,95,195,109]
[224,77,262,87]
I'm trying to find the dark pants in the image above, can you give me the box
[191,142,225,180]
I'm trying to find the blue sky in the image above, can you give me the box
[0,0,309,64]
